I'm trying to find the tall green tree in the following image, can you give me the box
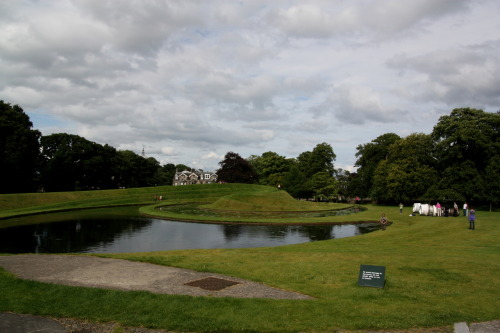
[310,171,338,201]
[283,165,311,199]
[484,156,500,211]
[336,169,356,200]
[115,150,160,188]
[162,163,177,185]
[40,133,117,191]
[431,108,500,202]
[0,101,41,193]
[354,133,401,198]
[175,164,191,172]
[248,151,291,185]
[216,152,256,184]
[371,133,437,203]
[298,142,336,177]
[81,143,118,190]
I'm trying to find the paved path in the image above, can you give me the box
[455,321,500,333]
[0,254,312,299]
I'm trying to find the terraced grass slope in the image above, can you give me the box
[0,183,276,219]
[202,190,346,212]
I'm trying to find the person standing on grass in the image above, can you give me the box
[463,202,468,217]
[468,207,476,230]
[399,203,403,214]
[436,202,442,217]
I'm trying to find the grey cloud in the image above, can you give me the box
[77,96,276,149]
[272,0,469,41]
[318,84,405,125]
[1,0,497,171]
[387,40,500,108]
[361,0,469,36]
[294,117,330,133]
[0,11,110,68]
[214,104,284,122]
[274,4,338,39]
[72,0,205,56]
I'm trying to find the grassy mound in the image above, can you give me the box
[0,183,275,219]
[202,190,341,212]
[1,183,354,223]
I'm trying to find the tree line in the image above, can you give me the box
[1,100,185,192]
[1,100,499,207]
[353,108,499,208]
[217,107,500,207]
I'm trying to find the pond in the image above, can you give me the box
[0,207,382,254]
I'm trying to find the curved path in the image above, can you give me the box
[0,254,312,299]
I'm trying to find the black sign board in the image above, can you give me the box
[358,265,386,288]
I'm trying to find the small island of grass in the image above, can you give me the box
[141,188,366,224]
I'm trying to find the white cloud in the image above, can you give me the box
[1,0,498,171]
[202,152,223,160]
[387,40,500,108]
[272,0,469,41]
[161,147,177,156]
[318,84,405,124]
[276,4,338,38]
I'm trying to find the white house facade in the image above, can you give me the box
[172,170,218,186]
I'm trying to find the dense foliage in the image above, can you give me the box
[216,152,257,184]
[430,108,500,204]
[356,108,500,206]
[1,101,499,207]
[0,101,180,192]
[0,101,41,193]
[248,143,338,200]
[352,133,401,198]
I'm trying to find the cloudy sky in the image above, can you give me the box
[1,0,499,171]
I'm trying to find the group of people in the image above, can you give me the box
[438,202,476,229]
[435,202,463,217]
[398,202,476,230]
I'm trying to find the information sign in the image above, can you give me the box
[358,265,386,288]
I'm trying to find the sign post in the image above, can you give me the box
[358,265,386,288]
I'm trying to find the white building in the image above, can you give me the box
[172,170,218,186]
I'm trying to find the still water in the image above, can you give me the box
[0,207,381,254]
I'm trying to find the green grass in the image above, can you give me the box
[0,184,499,332]
[141,187,359,223]
[141,202,359,223]
[0,183,274,220]
[203,190,348,211]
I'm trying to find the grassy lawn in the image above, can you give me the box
[0,184,499,332]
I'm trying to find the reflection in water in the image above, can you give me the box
[0,207,382,254]
[4,215,152,254]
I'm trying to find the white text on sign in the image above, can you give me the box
[362,271,383,280]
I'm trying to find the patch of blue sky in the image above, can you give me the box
[27,111,69,134]
[28,111,60,127]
